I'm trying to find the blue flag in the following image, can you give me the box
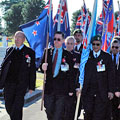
[102,0,114,52]
[79,0,98,87]
[20,1,53,68]
[53,0,70,38]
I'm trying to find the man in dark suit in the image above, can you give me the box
[64,36,80,120]
[40,31,74,120]
[111,39,120,120]
[73,29,83,54]
[0,31,36,120]
[81,35,114,120]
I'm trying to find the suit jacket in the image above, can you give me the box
[82,50,115,102]
[74,44,83,55]
[114,54,120,92]
[70,50,80,89]
[40,48,75,95]
[0,45,36,91]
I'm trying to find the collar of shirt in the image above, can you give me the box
[112,53,119,64]
[15,44,24,50]
[93,50,101,58]
[75,43,81,51]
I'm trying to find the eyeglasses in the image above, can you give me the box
[54,38,61,41]
[92,43,100,46]
[112,46,119,49]
[67,42,74,45]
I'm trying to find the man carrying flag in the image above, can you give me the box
[40,31,74,120]
[81,35,114,120]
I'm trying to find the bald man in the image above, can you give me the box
[0,31,36,120]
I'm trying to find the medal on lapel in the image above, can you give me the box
[61,57,69,72]
[97,59,105,72]
[25,54,31,67]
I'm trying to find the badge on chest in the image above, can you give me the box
[61,57,69,72]
[97,59,106,72]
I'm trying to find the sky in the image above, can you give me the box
[0,0,120,27]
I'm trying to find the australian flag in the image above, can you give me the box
[96,13,103,36]
[53,0,70,38]
[102,0,114,52]
[20,0,53,68]
[76,0,90,33]
[102,0,110,19]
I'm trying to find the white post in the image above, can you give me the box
[2,36,7,47]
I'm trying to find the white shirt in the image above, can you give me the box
[93,50,101,58]
[75,43,82,51]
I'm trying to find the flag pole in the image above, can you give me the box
[41,32,49,111]
[41,0,52,111]
[57,0,62,31]
[74,85,82,120]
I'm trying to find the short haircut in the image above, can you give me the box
[54,31,65,39]
[14,31,25,38]
[111,39,120,45]
[91,35,102,43]
[73,29,83,36]
[113,36,120,41]
[65,36,75,44]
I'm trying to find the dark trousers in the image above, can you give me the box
[111,96,120,120]
[44,94,66,120]
[4,83,25,120]
[63,95,82,120]
[83,93,110,120]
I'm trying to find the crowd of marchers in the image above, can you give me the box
[0,29,120,120]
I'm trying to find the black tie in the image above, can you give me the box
[114,54,116,65]
[95,54,97,58]
[75,46,78,51]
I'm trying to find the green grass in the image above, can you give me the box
[36,72,44,88]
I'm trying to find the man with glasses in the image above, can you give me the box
[40,31,74,120]
[81,35,115,120]
[111,39,120,120]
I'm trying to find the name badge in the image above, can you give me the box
[74,63,80,69]
[97,64,105,72]
[61,63,69,72]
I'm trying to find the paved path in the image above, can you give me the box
[0,97,47,120]
[0,96,84,120]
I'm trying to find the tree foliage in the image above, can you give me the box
[22,0,45,23]
[0,17,2,32]
[3,2,24,35]
[2,0,45,35]
[71,9,81,34]
[0,0,26,14]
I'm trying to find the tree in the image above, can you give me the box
[0,17,3,32]
[22,0,45,23]
[0,0,26,14]
[3,2,24,35]
[71,9,91,34]
[71,9,81,34]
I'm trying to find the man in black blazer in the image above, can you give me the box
[81,35,115,120]
[64,36,81,120]
[73,29,83,54]
[110,39,120,120]
[0,31,36,120]
[40,31,74,120]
